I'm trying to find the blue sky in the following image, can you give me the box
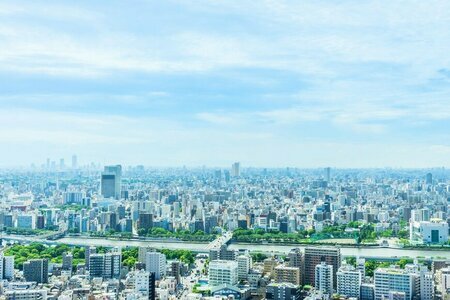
[1,0,450,168]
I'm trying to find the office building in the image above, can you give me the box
[23,259,48,284]
[337,264,362,299]
[208,260,238,287]
[62,252,73,271]
[101,165,122,199]
[209,244,236,261]
[315,262,333,296]
[138,213,154,231]
[304,247,341,288]
[71,155,77,169]
[231,162,240,177]
[89,251,122,279]
[0,253,14,280]
[85,246,96,270]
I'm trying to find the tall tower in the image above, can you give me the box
[231,162,240,177]
[324,167,331,182]
[72,155,78,169]
[101,165,122,199]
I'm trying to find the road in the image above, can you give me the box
[178,258,206,299]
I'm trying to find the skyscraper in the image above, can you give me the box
[101,165,122,199]
[231,162,240,177]
[72,154,78,169]
[426,173,433,185]
[324,167,331,182]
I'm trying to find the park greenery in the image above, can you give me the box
[4,243,195,270]
[137,228,217,242]
[1,227,55,236]
[5,243,85,270]
[233,221,409,245]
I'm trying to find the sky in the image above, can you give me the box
[1,0,450,168]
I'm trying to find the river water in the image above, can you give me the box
[56,237,450,259]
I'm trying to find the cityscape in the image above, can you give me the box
[1,1,450,300]
[0,161,448,299]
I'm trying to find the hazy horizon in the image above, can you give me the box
[1,1,450,168]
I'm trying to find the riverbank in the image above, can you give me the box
[3,234,450,259]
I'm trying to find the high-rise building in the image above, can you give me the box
[72,155,78,169]
[101,165,122,199]
[85,246,96,270]
[209,260,238,287]
[138,247,156,265]
[23,259,49,283]
[237,255,252,281]
[356,257,366,278]
[287,248,303,284]
[425,173,432,185]
[304,247,341,288]
[324,167,331,182]
[231,162,240,177]
[337,264,362,299]
[135,270,156,300]
[315,262,333,296]
[0,253,14,280]
[419,269,434,300]
[209,244,237,261]
[89,251,122,279]
[145,252,166,280]
[62,252,73,271]
[374,267,417,300]
[138,213,154,232]
[265,282,301,300]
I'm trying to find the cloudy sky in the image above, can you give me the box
[1,0,450,168]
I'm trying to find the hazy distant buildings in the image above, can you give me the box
[231,162,240,177]
[101,165,122,199]
[72,155,78,169]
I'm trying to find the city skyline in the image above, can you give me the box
[1,1,450,167]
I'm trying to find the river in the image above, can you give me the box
[53,237,450,259]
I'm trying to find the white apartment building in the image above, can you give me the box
[337,264,362,299]
[146,252,166,280]
[237,254,252,281]
[315,262,333,296]
[208,260,238,287]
